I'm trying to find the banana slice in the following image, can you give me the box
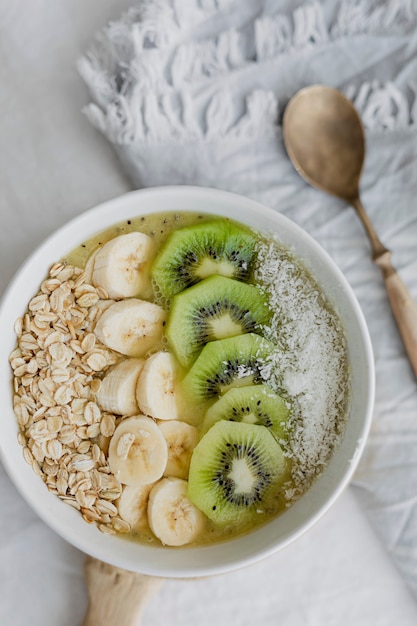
[94,299,166,358]
[117,483,154,531]
[92,232,155,299]
[136,351,180,420]
[95,299,116,316]
[147,477,205,546]
[108,415,168,485]
[96,358,145,416]
[158,421,199,479]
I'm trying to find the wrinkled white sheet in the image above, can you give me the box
[1,1,417,624]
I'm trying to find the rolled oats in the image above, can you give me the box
[44,331,66,348]
[61,497,81,511]
[26,358,39,375]
[100,414,116,438]
[112,518,131,534]
[100,490,121,503]
[98,523,116,535]
[14,318,23,338]
[91,444,101,463]
[23,446,34,465]
[84,401,101,425]
[29,294,49,312]
[54,386,73,406]
[77,440,91,455]
[77,426,90,440]
[87,423,101,439]
[10,262,132,538]
[56,475,69,494]
[67,320,76,339]
[70,454,96,473]
[96,499,118,517]
[47,415,63,433]
[32,442,46,463]
[43,460,59,476]
[75,490,96,509]
[77,292,100,308]
[13,364,27,377]
[81,508,101,523]
[80,332,96,353]
[99,473,121,493]
[47,439,63,461]
[95,287,109,301]
[85,351,107,372]
[14,403,30,427]
[32,460,44,478]
[116,433,135,461]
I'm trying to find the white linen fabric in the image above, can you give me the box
[79,0,417,600]
[1,1,417,625]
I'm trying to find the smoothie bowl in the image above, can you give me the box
[0,186,374,577]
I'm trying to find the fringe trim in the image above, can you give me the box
[345,81,417,130]
[84,88,280,145]
[255,1,329,62]
[255,0,417,61]
[78,0,235,108]
[332,0,417,38]
[170,29,245,88]
[79,0,417,145]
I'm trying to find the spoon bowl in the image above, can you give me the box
[283,85,365,202]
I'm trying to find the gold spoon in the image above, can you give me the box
[283,84,417,379]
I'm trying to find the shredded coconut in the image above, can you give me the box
[254,239,350,502]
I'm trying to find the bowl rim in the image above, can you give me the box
[0,185,375,577]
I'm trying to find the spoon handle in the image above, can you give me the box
[82,557,162,626]
[352,197,417,379]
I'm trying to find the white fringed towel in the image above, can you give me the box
[79,0,417,597]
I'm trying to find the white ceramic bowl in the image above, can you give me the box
[0,186,374,577]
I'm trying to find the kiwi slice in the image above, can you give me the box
[202,384,289,440]
[182,333,274,401]
[152,220,257,298]
[188,420,286,526]
[166,276,271,367]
